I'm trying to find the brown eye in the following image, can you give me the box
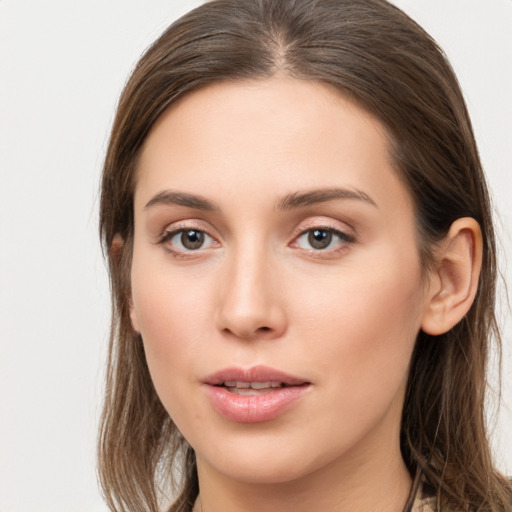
[160,228,216,253]
[180,230,205,250]
[308,229,332,249]
[295,227,355,253]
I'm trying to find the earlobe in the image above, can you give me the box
[421,218,482,335]
[129,297,141,334]
[111,234,141,334]
[110,233,125,259]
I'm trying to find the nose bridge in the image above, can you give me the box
[216,236,286,340]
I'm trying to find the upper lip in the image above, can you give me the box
[203,365,310,386]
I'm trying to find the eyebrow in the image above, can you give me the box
[144,187,377,212]
[276,187,377,210]
[144,191,219,211]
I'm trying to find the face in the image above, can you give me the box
[130,77,430,485]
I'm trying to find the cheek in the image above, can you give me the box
[129,250,218,407]
[131,277,209,430]
[279,259,424,458]
[292,252,424,391]
[132,272,211,356]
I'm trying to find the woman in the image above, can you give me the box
[98,0,512,511]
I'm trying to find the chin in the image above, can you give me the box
[213,457,318,485]
[193,428,343,486]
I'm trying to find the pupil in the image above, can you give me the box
[181,230,204,250]
[308,229,331,249]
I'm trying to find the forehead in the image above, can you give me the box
[135,76,411,218]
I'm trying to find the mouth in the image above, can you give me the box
[218,380,303,396]
[203,365,310,389]
[203,366,311,423]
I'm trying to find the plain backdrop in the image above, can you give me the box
[0,1,511,511]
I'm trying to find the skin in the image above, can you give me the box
[128,77,480,512]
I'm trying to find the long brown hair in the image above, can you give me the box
[98,1,512,511]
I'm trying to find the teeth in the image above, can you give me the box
[251,381,281,389]
[223,381,283,389]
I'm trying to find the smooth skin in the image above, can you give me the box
[128,77,482,512]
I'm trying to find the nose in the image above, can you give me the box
[215,245,287,341]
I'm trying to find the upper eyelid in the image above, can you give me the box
[296,225,350,237]
[160,219,218,237]
[291,217,356,239]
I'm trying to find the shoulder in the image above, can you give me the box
[411,478,439,512]
[411,492,436,512]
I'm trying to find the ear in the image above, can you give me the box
[111,234,141,334]
[128,297,141,334]
[110,233,125,264]
[421,218,483,335]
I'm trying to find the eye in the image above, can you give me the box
[161,229,216,253]
[295,228,354,251]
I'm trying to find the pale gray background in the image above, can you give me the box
[0,1,510,511]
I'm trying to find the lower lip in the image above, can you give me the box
[204,384,309,423]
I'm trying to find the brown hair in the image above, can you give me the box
[98,0,512,511]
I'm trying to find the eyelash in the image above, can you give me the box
[158,227,218,258]
[292,227,356,254]
[157,225,356,258]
